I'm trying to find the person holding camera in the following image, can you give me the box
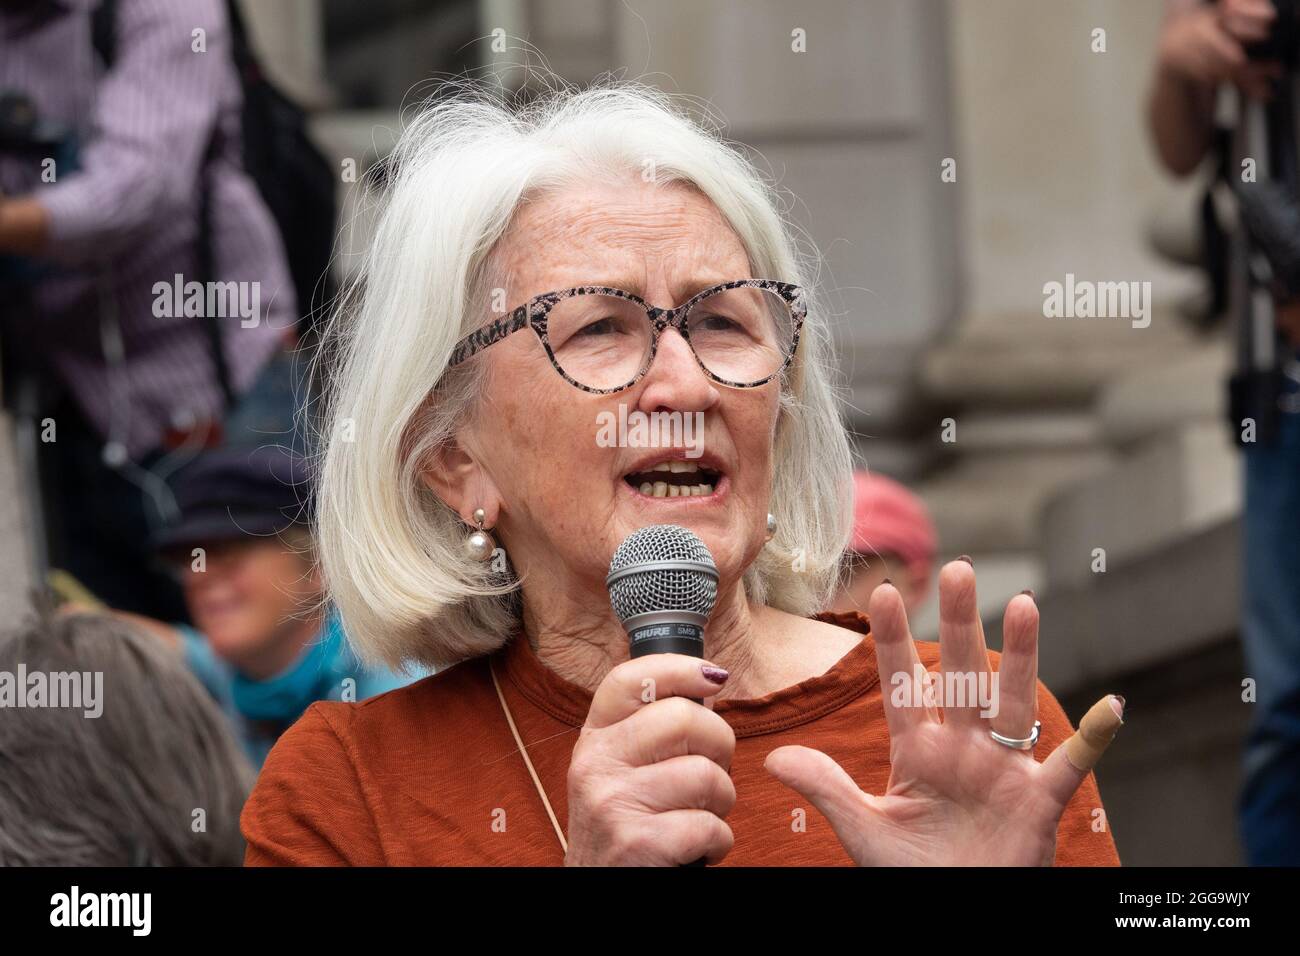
[1149,0,1300,865]
[0,0,297,621]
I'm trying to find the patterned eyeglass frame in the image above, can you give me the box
[446,278,807,394]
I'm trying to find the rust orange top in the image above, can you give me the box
[241,610,1120,866]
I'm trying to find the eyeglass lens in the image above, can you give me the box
[544,286,794,390]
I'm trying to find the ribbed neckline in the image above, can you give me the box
[496,610,877,738]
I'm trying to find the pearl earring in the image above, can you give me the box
[765,512,777,542]
[465,507,496,562]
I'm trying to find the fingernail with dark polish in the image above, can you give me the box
[957,554,973,565]
[701,665,730,684]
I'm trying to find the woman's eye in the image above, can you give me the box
[695,312,741,332]
[576,317,619,337]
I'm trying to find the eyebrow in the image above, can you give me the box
[582,275,746,304]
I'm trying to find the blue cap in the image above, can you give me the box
[153,445,313,552]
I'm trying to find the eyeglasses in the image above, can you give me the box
[447,279,806,393]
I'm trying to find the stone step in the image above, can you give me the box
[914,447,1115,554]
[939,409,1103,452]
[920,307,1200,408]
[1039,419,1240,592]
[1096,337,1231,448]
[1030,517,1239,696]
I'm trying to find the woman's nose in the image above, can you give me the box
[634,326,720,414]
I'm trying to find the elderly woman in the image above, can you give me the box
[241,82,1123,866]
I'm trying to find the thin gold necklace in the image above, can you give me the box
[489,659,569,855]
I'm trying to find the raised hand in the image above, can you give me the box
[765,559,1123,866]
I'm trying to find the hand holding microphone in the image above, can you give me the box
[562,525,736,866]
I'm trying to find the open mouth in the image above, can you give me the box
[623,460,723,499]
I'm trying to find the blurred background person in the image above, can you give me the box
[830,470,938,618]
[0,0,308,623]
[92,445,425,769]
[1148,0,1287,175]
[1147,0,1300,864]
[0,608,252,865]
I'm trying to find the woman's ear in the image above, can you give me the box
[421,433,501,527]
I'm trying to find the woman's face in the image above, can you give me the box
[179,538,321,670]
[454,178,782,598]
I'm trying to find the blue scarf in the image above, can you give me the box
[230,612,355,724]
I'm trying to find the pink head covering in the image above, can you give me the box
[848,471,937,600]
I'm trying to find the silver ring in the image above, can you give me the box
[989,720,1041,751]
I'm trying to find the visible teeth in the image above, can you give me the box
[637,479,716,499]
[652,462,672,472]
[669,461,698,473]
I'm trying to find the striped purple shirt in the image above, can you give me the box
[0,0,294,457]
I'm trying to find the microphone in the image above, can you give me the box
[607,525,720,868]
[606,524,719,659]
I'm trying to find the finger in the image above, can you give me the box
[936,559,993,727]
[867,581,937,734]
[1207,30,1247,75]
[611,695,736,770]
[1222,0,1276,40]
[1226,21,1273,42]
[1222,13,1273,41]
[1231,0,1278,19]
[635,810,734,866]
[1041,695,1125,806]
[765,745,880,862]
[631,754,737,817]
[586,655,728,729]
[989,592,1039,740]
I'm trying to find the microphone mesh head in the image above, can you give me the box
[607,524,718,623]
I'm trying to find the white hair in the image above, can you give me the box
[315,76,855,671]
